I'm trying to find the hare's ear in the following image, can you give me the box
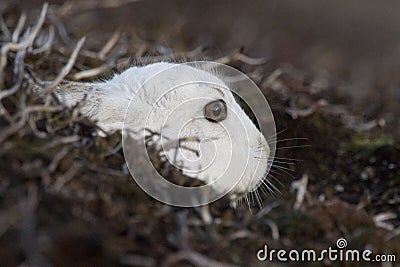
[34,81,105,129]
[34,81,101,108]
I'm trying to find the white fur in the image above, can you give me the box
[57,62,270,198]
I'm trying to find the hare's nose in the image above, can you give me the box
[256,133,267,147]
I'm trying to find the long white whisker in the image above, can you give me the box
[255,158,297,166]
[269,168,295,179]
[255,191,263,209]
[261,179,274,193]
[276,144,312,149]
[244,194,252,212]
[258,183,268,195]
[267,128,287,141]
[271,164,295,172]
[274,156,303,162]
[266,172,284,188]
[268,137,308,144]
[262,178,280,194]
[268,159,296,165]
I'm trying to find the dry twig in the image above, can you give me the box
[32,25,55,55]
[44,37,86,94]
[48,146,71,173]
[58,0,144,17]
[47,6,73,47]
[0,14,11,40]
[11,12,27,43]
[52,162,82,192]
[216,49,268,65]
[291,174,309,210]
[0,3,48,82]
[0,49,25,100]
[98,30,121,60]
[44,135,81,149]
[71,58,115,80]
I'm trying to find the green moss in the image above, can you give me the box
[348,134,395,151]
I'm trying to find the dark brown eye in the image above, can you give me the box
[204,100,227,122]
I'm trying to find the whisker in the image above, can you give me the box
[265,172,284,188]
[254,158,298,170]
[244,194,248,205]
[268,137,308,144]
[276,144,312,149]
[253,156,296,166]
[254,148,270,153]
[271,164,294,172]
[250,190,254,204]
[244,194,252,212]
[258,185,267,197]
[267,128,287,141]
[274,156,303,162]
[256,143,267,149]
[270,167,295,179]
[269,168,286,178]
[260,158,297,165]
[255,191,263,209]
[271,160,296,165]
[253,156,271,160]
[262,178,280,195]
[258,183,268,195]
[260,179,274,193]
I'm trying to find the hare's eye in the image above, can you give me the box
[204,100,227,122]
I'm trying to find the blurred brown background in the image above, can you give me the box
[13,1,400,87]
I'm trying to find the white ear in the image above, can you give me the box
[52,82,100,107]
[56,81,131,133]
[35,81,109,129]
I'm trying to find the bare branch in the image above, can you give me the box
[58,0,144,17]
[373,212,396,231]
[48,146,71,173]
[285,99,328,119]
[44,135,80,149]
[0,104,64,144]
[98,30,121,60]
[51,162,82,192]
[11,12,27,43]
[27,114,48,138]
[71,58,115,80]
[44,36,85,94]
[0,14,11,40]
[291,174,309,210]
[0,3,48,81]
[0,49,25,100]
[32,25,55,55]
[216,50,268,65]
[47,6,73,47]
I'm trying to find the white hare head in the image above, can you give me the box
[53,62,276,206]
